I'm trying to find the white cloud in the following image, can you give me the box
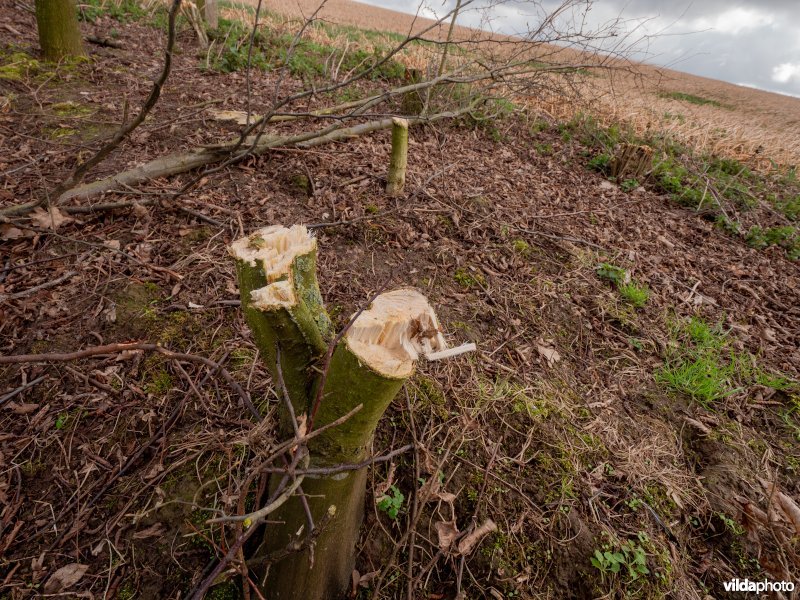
[772,62,800,84]
[687,7,774,35]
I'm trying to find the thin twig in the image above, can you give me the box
[0,342,259,419]
[208,452,310,524]
[0,271,76,301]
[260,444,414,476]
[0,375,47,406]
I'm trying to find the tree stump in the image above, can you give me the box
[229,225,460,599]
[386,117,409,197]
[611,143,653,182]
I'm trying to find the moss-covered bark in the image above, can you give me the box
[233,245,332,422]
[252,341,408,599]
[311,340,406,463]
[35,0,86,61]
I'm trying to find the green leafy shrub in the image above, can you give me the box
[652,157,707,208]
[620,178,639,193]
[596,263,628,285]
[745,226,800,259]
[587,153,611,175]
[715,215,741,235]
[591,536,650,581]
[377,486,404,519]
[780,195,800,221]
[206,18,271,72]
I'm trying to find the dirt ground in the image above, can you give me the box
[1,2,799,599]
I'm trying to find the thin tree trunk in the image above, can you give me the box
[35,0,86,61]
[204,0,218,29]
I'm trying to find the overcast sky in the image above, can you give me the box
[358,0,800,97]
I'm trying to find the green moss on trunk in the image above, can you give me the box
[35,0,86,61]
[230,227,441,600]
[234,248,331,424]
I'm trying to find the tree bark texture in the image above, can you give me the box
[35,0,86,61]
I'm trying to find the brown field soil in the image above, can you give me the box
[257,0,800,168]
[1,2,799,600]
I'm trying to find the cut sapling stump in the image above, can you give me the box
[229,224,333,427]
[386,117,408,196]
[228,225,475,600]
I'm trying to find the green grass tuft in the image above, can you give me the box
[658,91,722,108]
[618,282,649,308]
[655,353,739,406]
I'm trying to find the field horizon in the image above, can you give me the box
[253,0,800,167]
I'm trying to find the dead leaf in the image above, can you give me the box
[535,340,561,366]
[435,520,459,551]
[357,570,378,587]
[30,206,73,231]
[131,202,149,218]
[776,492,800,534]
[31,553,45,580]
[296,413,307,437]
[44,563,89,593]
[103,240,121,251]
[0,224,28,240]
[436,491,457,503]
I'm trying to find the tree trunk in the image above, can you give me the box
[386,117,408,197]
[229,225,451,599]
[203,0,218,29]
[35,0,86,61]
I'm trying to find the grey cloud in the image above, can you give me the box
[359,0,800,96]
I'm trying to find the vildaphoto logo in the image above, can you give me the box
[723,578,795,594]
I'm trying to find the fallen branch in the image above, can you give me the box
[57,102,480,205]
[0,271,76,302]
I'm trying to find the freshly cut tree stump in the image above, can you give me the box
[611,142,653,183]
[229,225,465,600]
